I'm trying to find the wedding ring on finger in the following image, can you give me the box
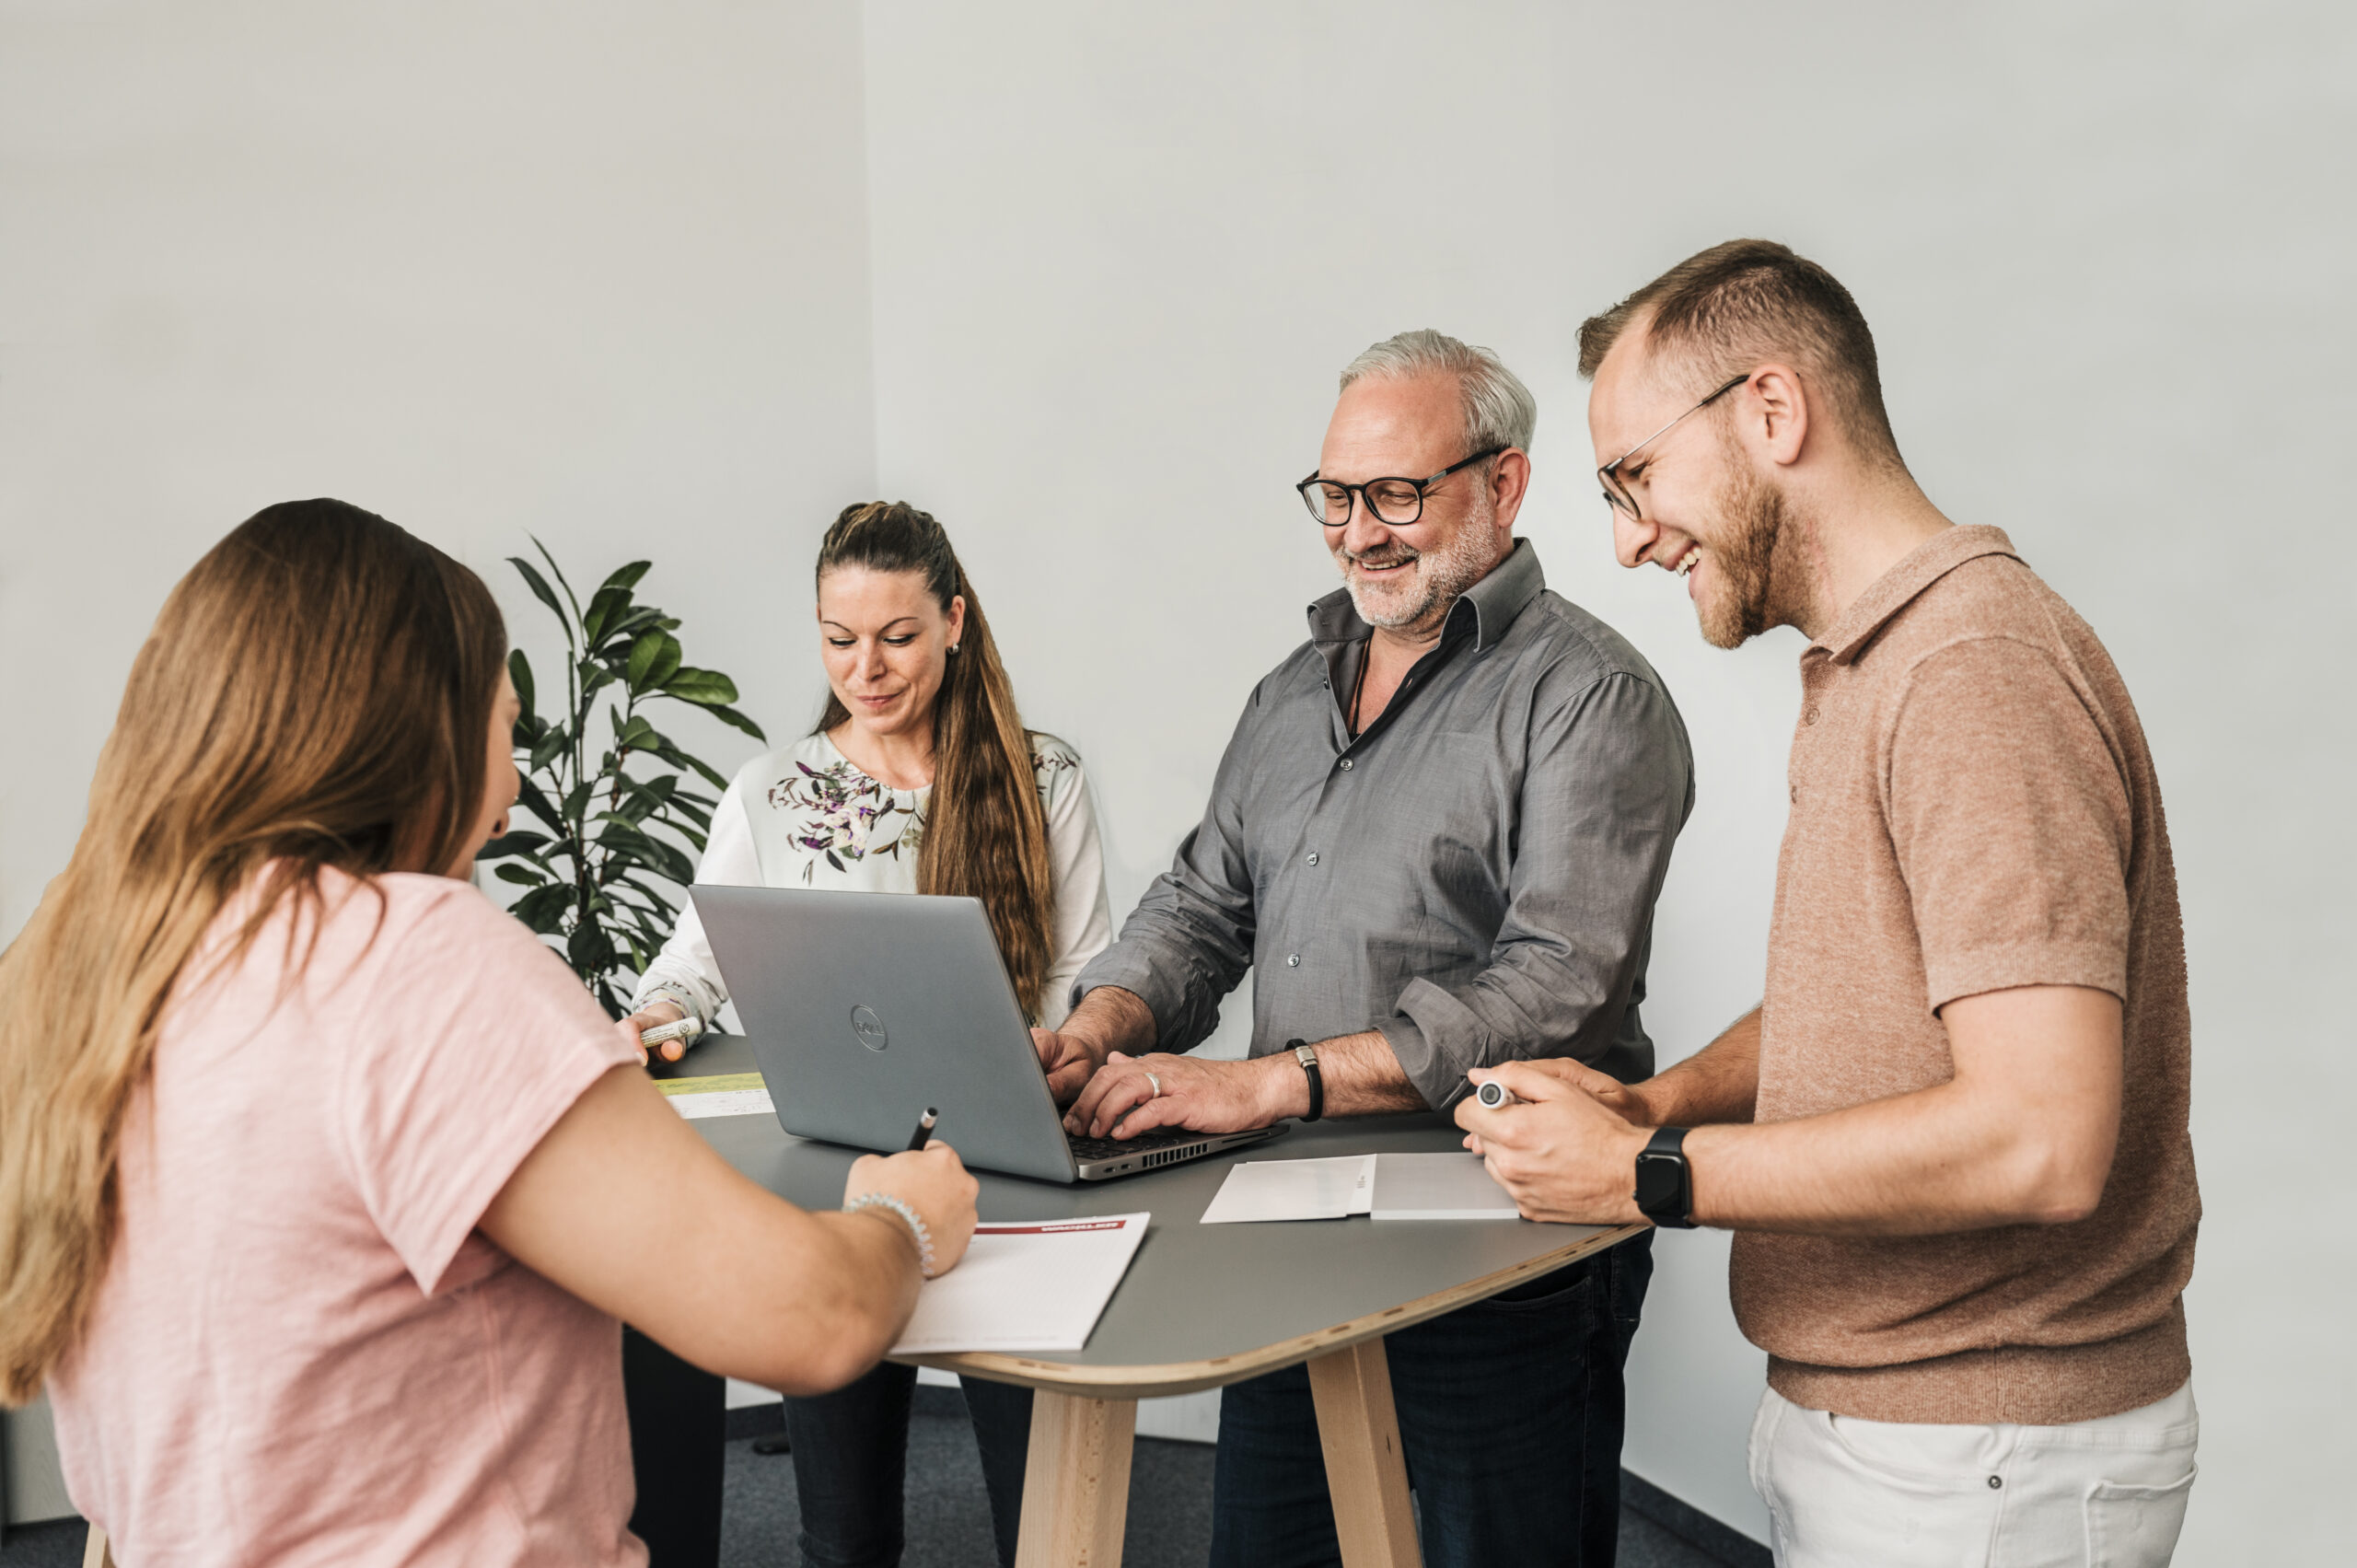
[1146,1072,1162,1099]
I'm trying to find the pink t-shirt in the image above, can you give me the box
[48,869,646,1567]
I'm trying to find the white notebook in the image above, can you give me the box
[1199,1153,1519,1224]
[1198,1155,1376,1223]
[889,1213,1149,1354]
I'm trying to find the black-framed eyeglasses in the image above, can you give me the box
[1596,373,1749,523]
[1296,446,1506,528]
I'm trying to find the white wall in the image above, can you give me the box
[0,0,877,1521]
[860,3,2357,1558]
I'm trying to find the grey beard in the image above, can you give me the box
[1342,499,1501,633]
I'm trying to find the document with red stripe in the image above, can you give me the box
[889,1213,1150,1354]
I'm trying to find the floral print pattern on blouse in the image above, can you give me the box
[761,743,1079,884]
[765,759,922,880]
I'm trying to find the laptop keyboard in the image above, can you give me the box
[1065,1125,1210,1162]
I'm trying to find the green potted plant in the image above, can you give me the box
[477,540,764,1016]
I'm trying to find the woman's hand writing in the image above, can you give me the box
[842,1143,980,1276]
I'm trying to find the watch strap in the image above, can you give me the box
[1287,1038,1324,1122]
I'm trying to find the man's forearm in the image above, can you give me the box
[1062,985,1158,1064]
[1631,1005,1761,1127]
[1685,1078,2096,1235]
[1298,1031,1427,1117]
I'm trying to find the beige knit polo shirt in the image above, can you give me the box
[1731,525,2199,1425]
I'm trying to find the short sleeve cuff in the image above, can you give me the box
[406,1039,630,1296]
[1923,938,2128,1016]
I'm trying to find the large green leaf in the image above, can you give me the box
[508,647,538,720]
[597,821,695,883]
[479,829,552,859]
[528,535,582,605]
[516,774,564,831]
[706,703,767,740]
[493,863,547,888]
[508,557,571,640]
[660,667,738,706]
[598,606,662,651]
[599,560,653,596]
[511,884,573,935]
[613,714,660,754]
[582,585,633,646]
[567,920,616,977]
[626,630,685,694]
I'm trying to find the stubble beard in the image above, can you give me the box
[1339,489,1502,635]
[1697,444,1807,650]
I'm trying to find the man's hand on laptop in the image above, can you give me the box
[1031,985,1158,1105]
[1064,1050,1298,1140]
[1031,1027,1104,1106]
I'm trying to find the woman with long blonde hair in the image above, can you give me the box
[0,500,977,1567]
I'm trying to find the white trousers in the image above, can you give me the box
[1748,1381,2197,1568]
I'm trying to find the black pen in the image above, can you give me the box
[905,1107,940,1152]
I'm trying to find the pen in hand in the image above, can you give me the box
[905,1107,940,1152]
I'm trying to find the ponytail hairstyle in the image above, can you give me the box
[814,502,1057,1020]
[0,500,506,1405]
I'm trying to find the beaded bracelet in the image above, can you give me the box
[843,1192,937,1278]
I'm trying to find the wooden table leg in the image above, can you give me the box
[83,1525,115,1568]
[1014,1389,1138,1568]
[1308,1337,1422,1568]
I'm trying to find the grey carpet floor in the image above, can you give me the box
[5,1408,1732,1567]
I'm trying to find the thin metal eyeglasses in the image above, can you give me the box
[1297,446,1505,528]
[1596,373,1749,523]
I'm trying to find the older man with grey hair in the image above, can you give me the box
[1034,330,1695,1566]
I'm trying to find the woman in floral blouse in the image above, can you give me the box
[626,500,1111,1568]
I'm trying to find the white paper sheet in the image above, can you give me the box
[1198,1155,1376,1224]
[668,1086,776,1121]
[889,1214,1149,1354]
[1368,1152,1520,1220]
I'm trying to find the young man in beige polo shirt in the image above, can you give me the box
[1457,239,2200,1565]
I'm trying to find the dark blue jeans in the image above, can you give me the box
[1210,1231,1654,1568]
[783,1361,1034,1568]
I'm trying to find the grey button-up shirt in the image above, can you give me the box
[1074,539,1695,1107]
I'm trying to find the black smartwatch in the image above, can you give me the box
[1632,1126,1695,1228]
[1285,1038,1324,1122]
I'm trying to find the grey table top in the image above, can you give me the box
[661,1034,1640,1398]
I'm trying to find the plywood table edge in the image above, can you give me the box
[901,1221,1645,1399]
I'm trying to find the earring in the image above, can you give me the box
[947,644,960,655]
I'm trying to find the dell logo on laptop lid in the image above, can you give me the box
[851,1005,889,1051]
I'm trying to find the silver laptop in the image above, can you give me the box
[692,885,1286,1182]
